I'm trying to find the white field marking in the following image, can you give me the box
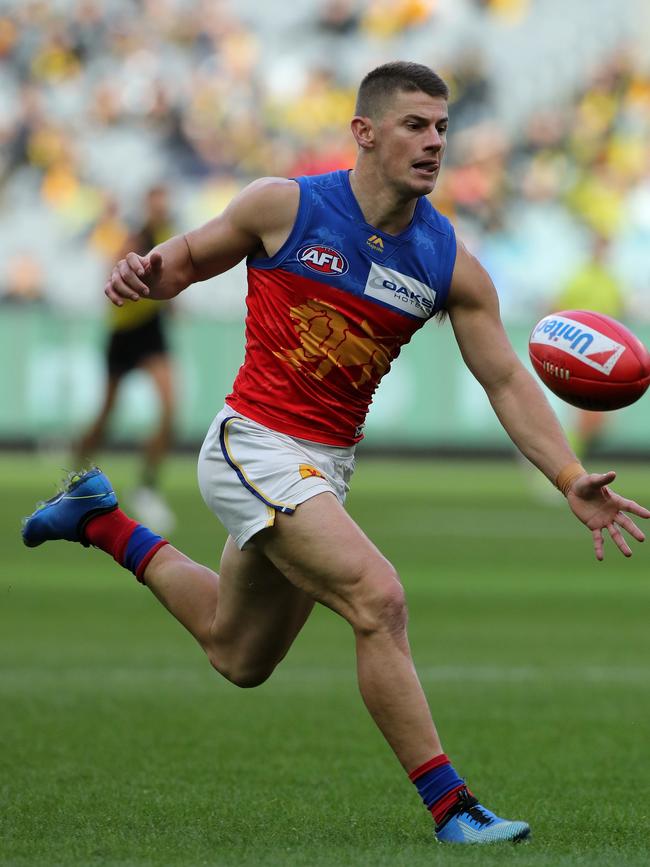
[1,665,649,689]
[416,665,650,685]
[271,665,650,686]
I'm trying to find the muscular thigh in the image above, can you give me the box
[253,492,397,625]
[213,536,315,664]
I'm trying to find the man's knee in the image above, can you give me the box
[350,570,408,638]
[208,652,275,689]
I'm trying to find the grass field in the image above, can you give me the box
[2,452,650,866]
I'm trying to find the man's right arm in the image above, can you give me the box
[104,178,299,306]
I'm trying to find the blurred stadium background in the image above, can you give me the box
[4,5,650,865]
[2,0,650,455]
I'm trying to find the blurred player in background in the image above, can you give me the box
[74,185,176,534]
[554,232,626,458]
[24,62,649,846]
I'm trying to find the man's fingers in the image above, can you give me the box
[125,251,146,278]
[109,268,141,302]
[117,259,150,296]
[572,470,615,497]
[108,258,149,299]
[593,470,616,489]
[615,512,645,542]
[592,528,604,561]
[104,280,124,306]
[608,523,632,557]
[618,498,650,519]
[105,250,161,305]
[574,472,649,557]
[594,521,637,559]
[148,250,163,271]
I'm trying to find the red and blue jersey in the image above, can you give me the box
[227,169,457,446]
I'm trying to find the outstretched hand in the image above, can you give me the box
[567,471,650,560]
[104,250,164,306]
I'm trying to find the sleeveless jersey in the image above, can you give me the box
[226,169,457,446]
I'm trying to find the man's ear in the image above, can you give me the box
[350,116,375,150]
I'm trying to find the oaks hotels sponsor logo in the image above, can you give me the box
[530,315,625,375]
[298,245,349,276]
[363,263,436,319]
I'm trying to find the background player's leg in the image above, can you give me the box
[139,353,174,486]
[74,374,121,463]
[253,492,443,772]
[129,352,176,532]
[143,537,314,686]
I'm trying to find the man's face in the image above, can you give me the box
[371,90,448,197]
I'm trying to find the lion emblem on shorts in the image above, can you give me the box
[273,300,397,390]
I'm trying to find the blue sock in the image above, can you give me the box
[123,525,167,583]
[409,754,467,826]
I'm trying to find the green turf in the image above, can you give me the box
[2,453,650,866]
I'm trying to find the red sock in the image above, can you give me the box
[409,754,469,826]
[84,508,139,565]
[84,509,169,583]
[429,785,467,826]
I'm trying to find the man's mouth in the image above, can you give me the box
[411,160,439,174]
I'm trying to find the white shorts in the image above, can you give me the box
[197,405,356,549]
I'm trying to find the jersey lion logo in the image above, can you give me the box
[298,245,349,276]
[273,299,397,390]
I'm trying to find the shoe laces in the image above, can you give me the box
[437,787,493,832]
[456,788,493,827]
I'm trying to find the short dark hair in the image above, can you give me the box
[355,61,449,118]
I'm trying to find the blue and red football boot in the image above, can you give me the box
[22,468,117,548]
[435,788,530,844]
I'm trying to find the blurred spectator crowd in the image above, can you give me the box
[1,0,649,322]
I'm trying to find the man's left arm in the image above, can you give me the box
[447,241,650,559]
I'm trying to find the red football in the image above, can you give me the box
[529,310,650,410]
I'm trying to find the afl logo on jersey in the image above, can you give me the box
[298,245,349,276]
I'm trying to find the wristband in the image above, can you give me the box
[555,461,587,496]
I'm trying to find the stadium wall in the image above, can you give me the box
[5,307,650,453]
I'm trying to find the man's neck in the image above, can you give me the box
[348,168,418,236]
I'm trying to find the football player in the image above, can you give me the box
[23,62,649,845]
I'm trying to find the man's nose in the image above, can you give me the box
[425,129,443,150]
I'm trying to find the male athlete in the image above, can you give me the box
[23,62,650,845]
